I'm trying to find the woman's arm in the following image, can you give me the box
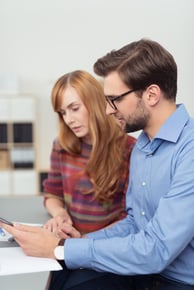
[44,197,73,233]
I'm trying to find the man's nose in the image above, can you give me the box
[106,103,116,115]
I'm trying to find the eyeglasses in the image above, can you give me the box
[105,89,138,110]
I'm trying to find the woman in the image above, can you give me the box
[43,70,136,236]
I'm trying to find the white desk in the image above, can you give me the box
[0,195,51,290]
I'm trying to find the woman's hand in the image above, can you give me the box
[44,217,81,239]
[43,209,72,233]
[55,222,81,239]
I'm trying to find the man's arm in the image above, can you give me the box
[86,212,137,239]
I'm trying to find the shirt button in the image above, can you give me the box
[141,211,145,216]
[142,181,146,186]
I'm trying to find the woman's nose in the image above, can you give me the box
[64,113,74,125]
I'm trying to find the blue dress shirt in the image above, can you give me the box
[64,104,194,285]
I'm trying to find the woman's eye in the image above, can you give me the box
[72,106,79,111]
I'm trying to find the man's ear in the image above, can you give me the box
[145,84,161,106]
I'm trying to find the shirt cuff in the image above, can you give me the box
[64,238,92,269]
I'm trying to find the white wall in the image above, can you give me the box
[0,0,194,170]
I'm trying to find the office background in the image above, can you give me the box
[0,0,194,180]
[0,1,193,289]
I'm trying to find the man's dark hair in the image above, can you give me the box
[94,38,177,100]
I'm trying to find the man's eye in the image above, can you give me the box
[115,96,123,102]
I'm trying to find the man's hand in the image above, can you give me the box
[0,222,59,259]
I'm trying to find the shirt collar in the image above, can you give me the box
[137,104,190,150]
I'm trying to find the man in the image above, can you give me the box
[1,39,194,289]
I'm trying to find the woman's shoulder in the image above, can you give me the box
[123,135,136,157]
[52,137,64,152]
[126,134,136,146]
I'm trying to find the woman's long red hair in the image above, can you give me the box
[51,70,127,202]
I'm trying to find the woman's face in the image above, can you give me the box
[58,85,91,144]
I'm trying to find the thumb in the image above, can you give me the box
[14,223,42,233]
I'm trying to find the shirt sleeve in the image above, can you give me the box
[86,212,138,239]
[43,138,64,201]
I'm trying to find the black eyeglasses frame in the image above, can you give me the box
[105,88,138,110]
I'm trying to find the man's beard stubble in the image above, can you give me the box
[124,99,150,133]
